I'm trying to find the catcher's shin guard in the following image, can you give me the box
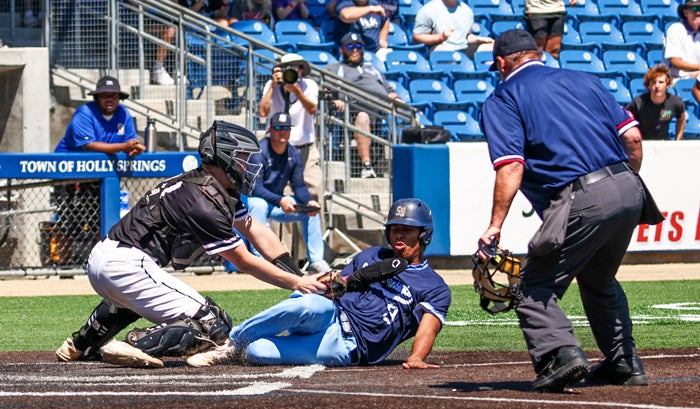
[126,297,232,357]
[72,300,141,359]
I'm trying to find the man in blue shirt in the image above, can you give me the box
[55,76,145,155]
[479,30,651,392]
[53,76,146,266]
[243,112,331,274]
[186,198,451,368]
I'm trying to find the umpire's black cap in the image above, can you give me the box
[489,29,539,71]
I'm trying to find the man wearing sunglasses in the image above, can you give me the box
[325,33,401,178]
[665,0,700,79]
[242,112,332,274]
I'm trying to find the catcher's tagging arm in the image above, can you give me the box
[317,258,409,299]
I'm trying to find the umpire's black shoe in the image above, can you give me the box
[586,354,648,386]
[532,346,589,393]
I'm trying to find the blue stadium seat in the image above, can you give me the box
[628,76,647,97]
[428,50,475,86]
[433,110,482,141]
[578,21,625,45]
[230,20,286,49]
[471,19,492,39]
[559,49,607,74]
[386,21,426,52]
[672,79,698,116]
[564,0,600,30]
[596,0,644,26]
[467,0,514,20]
[622,21,666,52]
[681,110,700,139]
[451,78,495,118]
[296,50,339,67]
[640,0,679,30]
[387,80,412,103]
[509,0,525,15]
[646,48,666,68]
[472,50,496,73]
[600,76,633,105]
[490,20,526,37]
[274,20,335,53]
[307,0,333,28]
[363,50,386,73]
[384,49,433,85]
[408,78,455,118]
[602,49,649,80]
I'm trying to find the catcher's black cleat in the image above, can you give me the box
[586,354,648,386]
[532,346,589,393]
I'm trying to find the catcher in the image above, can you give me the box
[186,198,452,368]
[55,121,327,368]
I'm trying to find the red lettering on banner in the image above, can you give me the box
[637,224,650,242]
[668,212,684,242]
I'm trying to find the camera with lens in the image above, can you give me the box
[281,66,299,85]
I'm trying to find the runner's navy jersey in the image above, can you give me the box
[338,247,451,364]
[480,61,639,215]
[109,168,248,267]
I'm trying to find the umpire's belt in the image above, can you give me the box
[573,162,629,192]
[338,309,353,338]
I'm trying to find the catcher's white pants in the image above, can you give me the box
[87,238,208,323]
[230,292,358,366]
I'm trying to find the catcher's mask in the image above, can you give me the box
[198,120,262,196]
[472,245,523,315]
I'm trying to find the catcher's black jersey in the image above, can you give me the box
[109,168,247,268]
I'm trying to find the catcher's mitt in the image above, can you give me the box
[317,271,347,300]
[472,244,523,315]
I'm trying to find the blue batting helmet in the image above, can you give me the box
[384,198,434,246]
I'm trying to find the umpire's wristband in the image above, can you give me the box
[272,252,304,276]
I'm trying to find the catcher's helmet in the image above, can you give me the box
[198,120,261,196]
[472,245,523,315]
[384,198,434,246]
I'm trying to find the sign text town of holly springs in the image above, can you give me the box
[18,158,167,174]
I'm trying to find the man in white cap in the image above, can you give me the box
[665,0,700,79]
[258,53,322,202]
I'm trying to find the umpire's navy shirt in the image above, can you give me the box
[480,60,639,216]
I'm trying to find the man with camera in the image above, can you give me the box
[258,53,321,202]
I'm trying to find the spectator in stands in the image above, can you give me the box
[325,33,401,178]
[628,64,686,140]
[53,76,146,266]
[179,0,235,26]
[258,53,322,201]
[411,0,493,57]
[523,0,576,59]
[333,0,391,56]
[229,0,273,24]
[23,0,40,27]
[273,0,311,21]
[665,0,700,79]
[243,112,332,274]
[55,76,145,155]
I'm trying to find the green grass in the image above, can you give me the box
[3,280,699,353]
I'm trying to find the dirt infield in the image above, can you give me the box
[1,348,699,408]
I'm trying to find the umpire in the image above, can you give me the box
[478,30,658,392]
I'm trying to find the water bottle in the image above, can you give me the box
[144,117,157,153]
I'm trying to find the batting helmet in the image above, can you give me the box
[198,120,261,196]
[384,198,434,246]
